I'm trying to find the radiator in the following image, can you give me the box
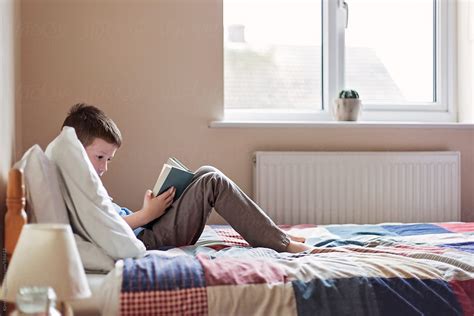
[253,151,460,225]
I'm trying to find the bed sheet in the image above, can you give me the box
[69,266,122,316]
[119,222,474,315]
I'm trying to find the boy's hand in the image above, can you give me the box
[141,187,176,223]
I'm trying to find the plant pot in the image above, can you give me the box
[333,98,361,121]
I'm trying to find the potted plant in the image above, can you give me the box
[333,89,361,121]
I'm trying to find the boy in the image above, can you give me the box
[62,103,311,253]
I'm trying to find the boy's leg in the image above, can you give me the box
[137,166,290,251]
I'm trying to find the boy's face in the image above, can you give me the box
[84,138,118,177]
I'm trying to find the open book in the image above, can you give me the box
[152,157,195,201]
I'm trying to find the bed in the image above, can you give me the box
[4,167,474,315]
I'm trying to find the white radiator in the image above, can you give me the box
[253,151,460,225]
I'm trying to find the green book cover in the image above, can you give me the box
[152,162,194,201]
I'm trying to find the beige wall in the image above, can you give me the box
[20,0,474,222]
[1,0,20,280]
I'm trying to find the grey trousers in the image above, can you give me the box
[137,166,290,252]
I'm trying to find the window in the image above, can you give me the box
[223,0,455,122]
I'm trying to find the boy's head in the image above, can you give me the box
[62,103,122,147]
[62,103,122,176]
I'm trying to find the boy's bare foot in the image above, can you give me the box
[288,234,306,243]
[286,240,313,253]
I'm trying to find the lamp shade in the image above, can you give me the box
[1,224,91,302]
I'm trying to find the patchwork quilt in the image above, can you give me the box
[120,222,474,315]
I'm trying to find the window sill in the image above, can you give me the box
[209,120,474,129]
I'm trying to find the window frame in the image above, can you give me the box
[223,0,456,123]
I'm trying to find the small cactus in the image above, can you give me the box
[338,89,359,99]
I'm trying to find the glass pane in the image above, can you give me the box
[224,0,322,110]
[345,0,435,103]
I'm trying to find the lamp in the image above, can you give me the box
[1,224,91,312]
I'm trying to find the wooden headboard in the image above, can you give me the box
[4,168,27,261]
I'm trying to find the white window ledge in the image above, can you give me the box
[209,120,474,129]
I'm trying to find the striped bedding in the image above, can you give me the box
[120,222,474,315]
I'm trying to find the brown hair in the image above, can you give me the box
[62,103,122,147]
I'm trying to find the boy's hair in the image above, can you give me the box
[62,103,122,148]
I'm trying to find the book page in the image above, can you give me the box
[152,164,172,196]
[167,157,190,172]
